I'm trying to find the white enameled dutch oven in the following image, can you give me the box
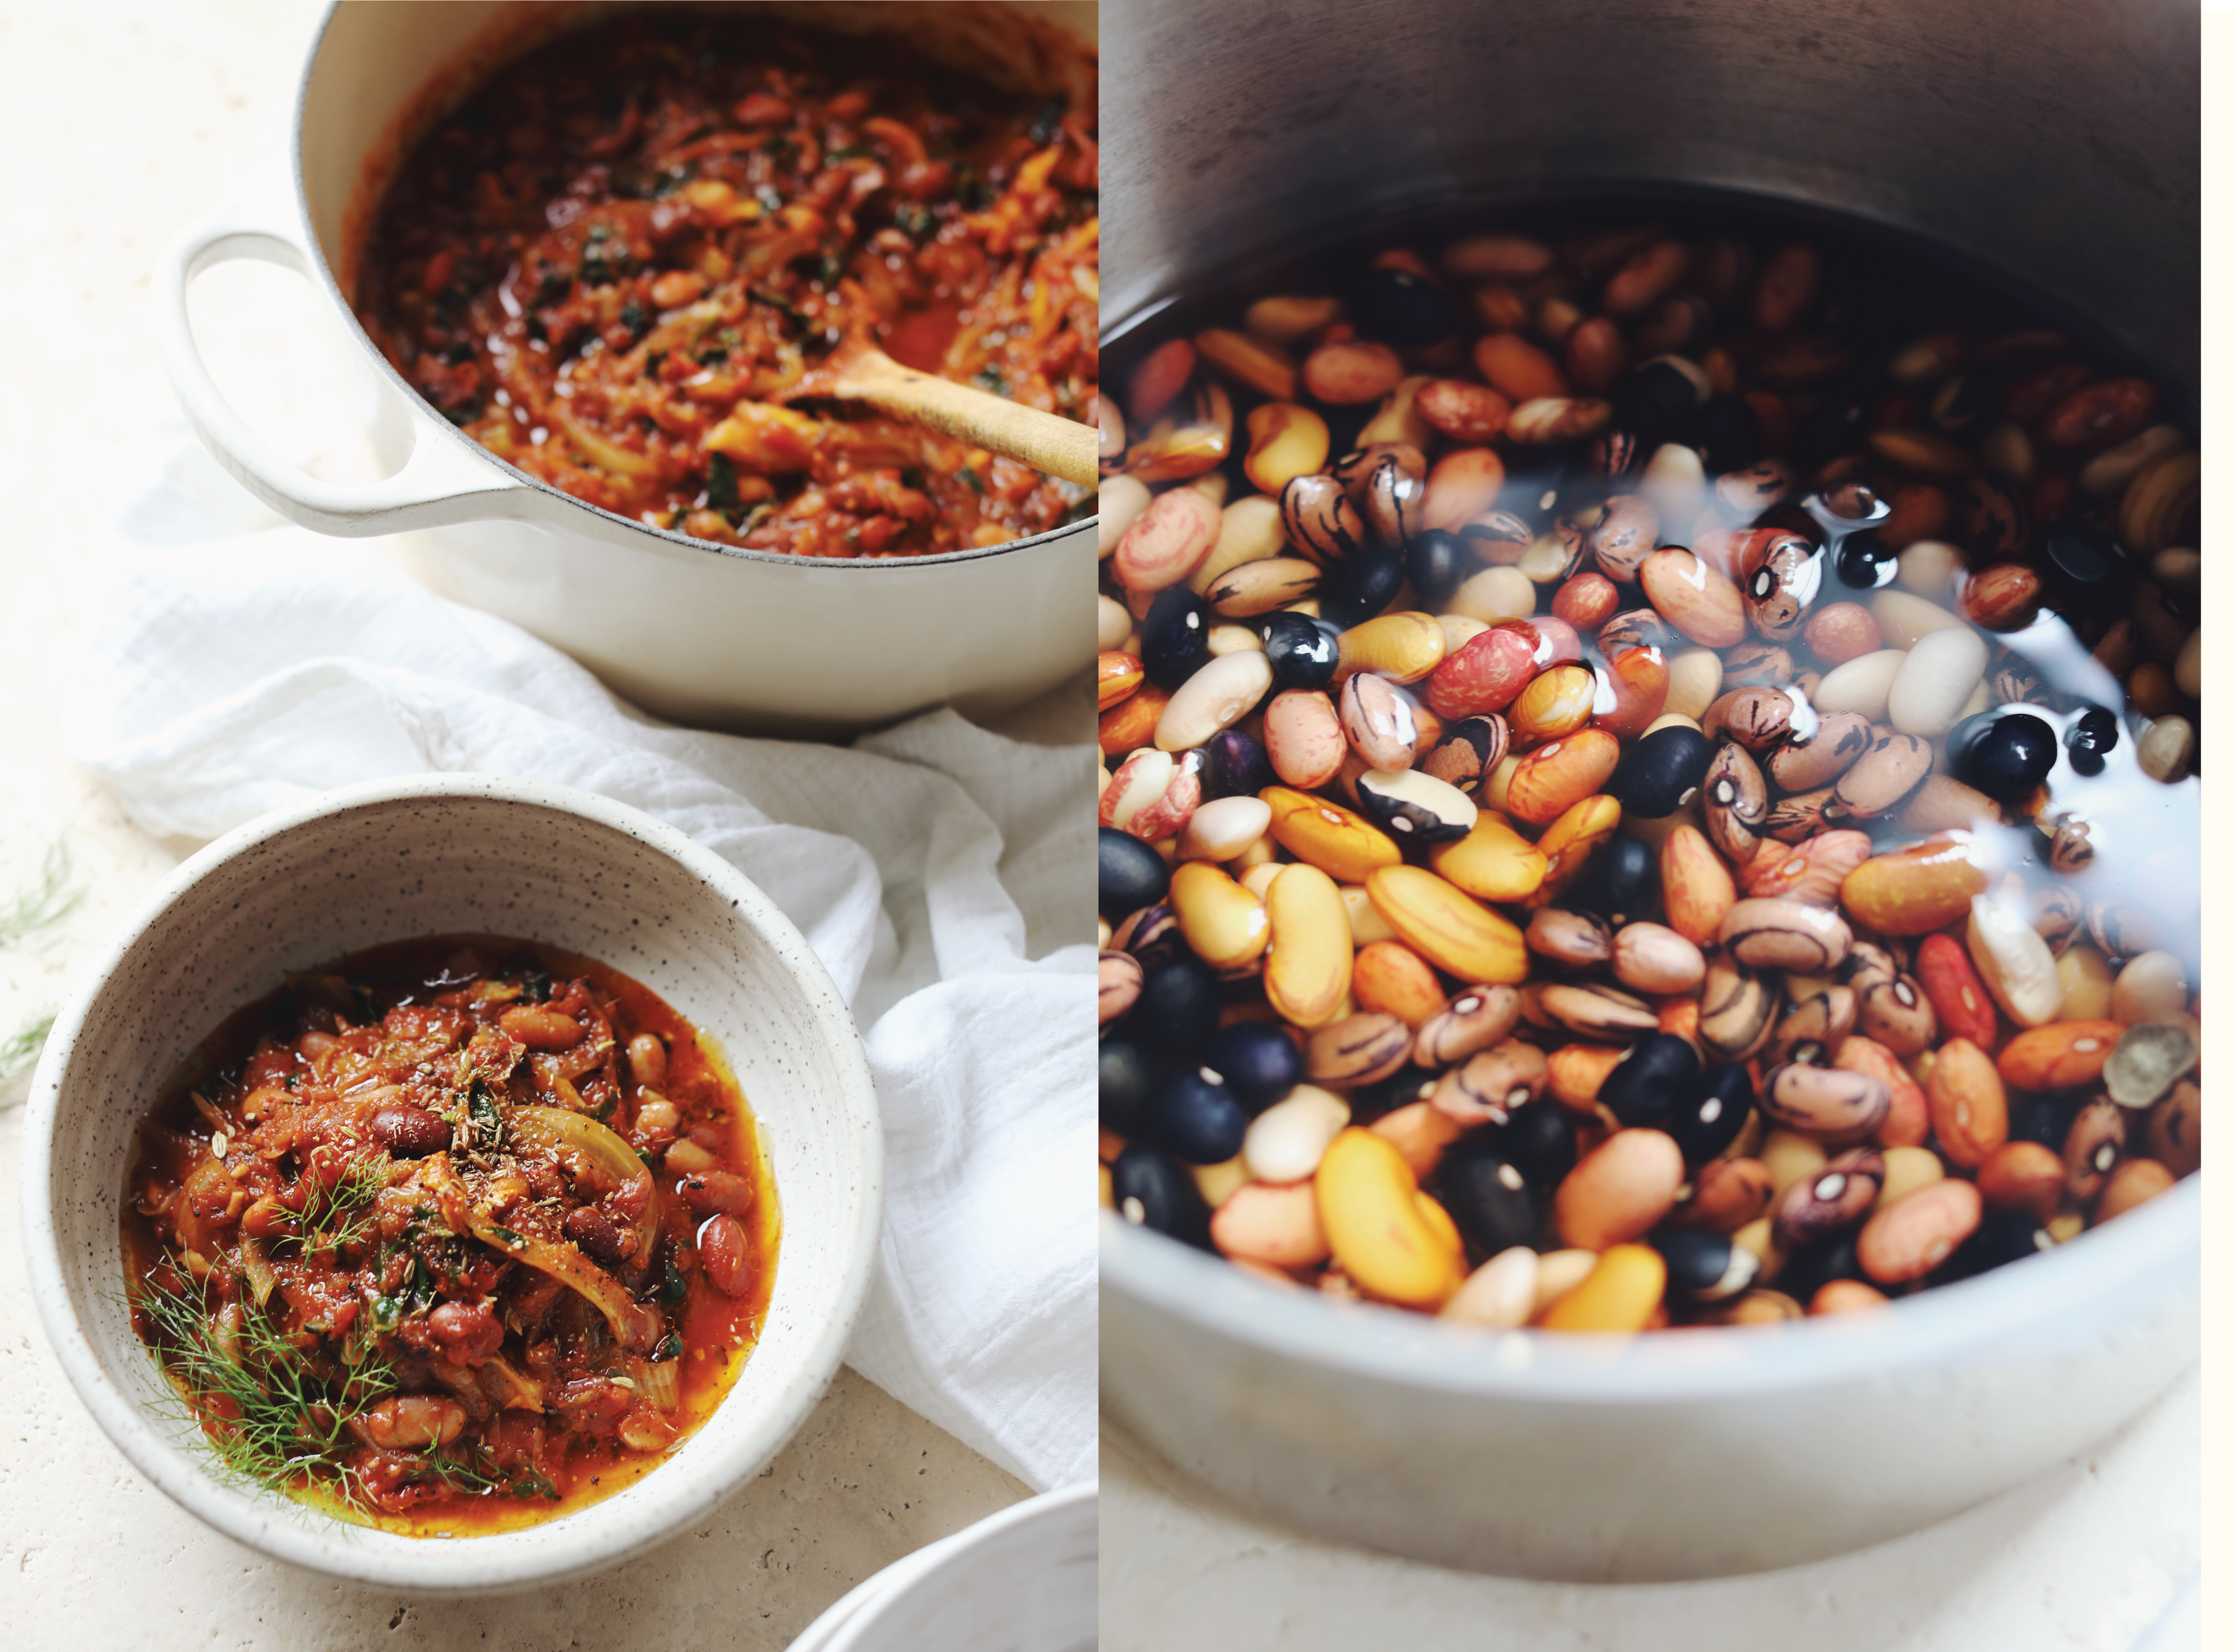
[1100,0,2200,1582]
[155,0,1097,739]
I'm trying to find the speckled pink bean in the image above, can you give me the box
[1264,688,1348,789]
[1113,486,1223,593]
[1211,1180,1331,1268]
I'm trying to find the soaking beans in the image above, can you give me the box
[1096,210,2199,1330]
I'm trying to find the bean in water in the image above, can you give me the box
[1098,205,2198,1332]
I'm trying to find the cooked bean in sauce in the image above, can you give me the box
[355,8,1098,556]
[123,937,776,1533]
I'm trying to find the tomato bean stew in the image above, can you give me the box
[1096,206,2200,1331]
[355,8,1097,556]
[122,937,778,1532]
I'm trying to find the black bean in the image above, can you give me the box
[1598,1032,1700,1130]
[1317,544,1408,626]
[1956,712,2057,802]
[2041,519,2125,586]
[1498,1101,1578,1187]
[2006,1088,2084,1148]
[1928,1210,2050,1285]
[1202,728,1278,798]
[1611,724,1714,818]
[1139,587,1211,690]
[1098,828,1169,920]
[1205,1020,1305,1112]
[1099,1037,1155,1135]
[1834,531,1899,589]
[1344,1067,1440,1121]
[2063,704,2119,779]
[1653,1230,1757,1301]
[1404,528,1481,607]
[1569,835,1658,927]
[1793,375,1875,468]
[1775,1236,1864,1304]
[1256,612,1340,692]
[1496,463,1579,533]
[1666,1063,1755,1163]
[1146,1067,1249,1164]
[1127,956,1220,1063]
[1691,394,1762,472]
[1432,1145,1540,1256]
[1351,266,1456,347]
[1612,358,1703,445]
[1110,1144,1211,1249]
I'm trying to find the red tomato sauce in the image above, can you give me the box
[353,8,1098,558]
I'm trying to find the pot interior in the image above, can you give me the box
[305,0,1096,304]
[1103,0,2196,400]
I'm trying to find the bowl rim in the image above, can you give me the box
[291,0,1097,575]
[793,1480,1098,1652]
[17,771,884,1591]
[1101,1170,2200,1403]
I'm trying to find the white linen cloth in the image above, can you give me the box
[64,444,1098,1492]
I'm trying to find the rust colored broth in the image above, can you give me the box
[353,6,1098,557]
[122,935,778,1535]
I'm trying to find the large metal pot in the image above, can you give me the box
[157,0,1098,739]
[1101,0,2199,1581]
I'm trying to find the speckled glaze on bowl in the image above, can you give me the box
[19,774,881,1593]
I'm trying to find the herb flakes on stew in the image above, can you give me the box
[122,936,778,1534]
[354,9,1098,558]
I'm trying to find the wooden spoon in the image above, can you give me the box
[780,336,1098,488]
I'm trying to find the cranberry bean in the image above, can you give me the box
[371,1103,451,1158]
[501,1006,587,1049]
[699,1213,755,1298]
[679,1170,758,1218]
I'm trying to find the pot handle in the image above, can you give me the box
[155,181,535,536]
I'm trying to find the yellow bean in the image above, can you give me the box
[1314,1128,1465,1308]
[1334,612,1447,685]
[1168,861,1271,970]
[1428,812,1548,902]
[1540,1243,1667,1332]
[1264,863,1353,1027]
[1243,402,1330,493]
[1365,865,1529,983]
[1263,787,1404,883]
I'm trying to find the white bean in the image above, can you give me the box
[1887,625,1988,737]
[1812,648,1907,721]
[1097,475,1152,556]
[2112,951,2190,1026]
[1178,796,1272,862]
[1153,650,1273,752]
[1441,1245,1539,1328]
[1966,894,2061,1027]
[1242,1085,1351,1183]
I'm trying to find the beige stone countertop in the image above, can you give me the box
[0,3,1030,1646]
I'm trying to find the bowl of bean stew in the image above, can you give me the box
[1097,0,2198,1580]
[21,774,881,1590]
[156,1,1098,737]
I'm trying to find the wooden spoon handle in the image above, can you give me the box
[826,348,1098,489]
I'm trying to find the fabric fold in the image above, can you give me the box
[68,513,1095,1492]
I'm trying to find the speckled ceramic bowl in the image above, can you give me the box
[19,774,881,1592]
